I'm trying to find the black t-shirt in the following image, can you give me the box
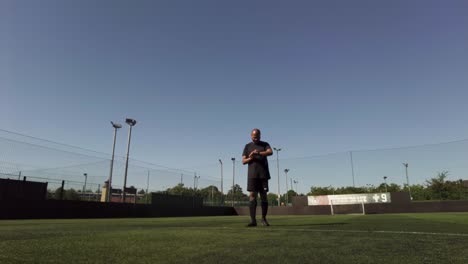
[242,141,271,179]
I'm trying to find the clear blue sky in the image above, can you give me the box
[1,1,468,193]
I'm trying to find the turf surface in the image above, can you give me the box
[1,213,468,264]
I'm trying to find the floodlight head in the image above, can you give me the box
[83,173,87,176]
[125,118,137,126]
[383,176,388,180]
[111,121,122,129]
[274,147,281,151]
[231,157,235,161]
[284,169,289,173]
[218,159,222,164]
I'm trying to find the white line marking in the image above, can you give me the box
[190,227,468,237]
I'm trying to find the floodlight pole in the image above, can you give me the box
[383,176,388,193]
[350,151,355,187]
[219,159,224,205]
[403,163,412,200]
[107,121,121,202]
[122,118,137,203]
[231,158,235,207]
[193,172,200,190]
[274,148,281,206]
[146,170,150,204]
[219,159,223,196]
[193,172,196,190]
[83,173,87,200]
[284,169,289,205]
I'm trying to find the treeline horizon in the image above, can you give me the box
[48,171,467,204]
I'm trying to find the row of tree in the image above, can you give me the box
[308,171,467,201]
[49,171,467,203]
[159,171,467,204]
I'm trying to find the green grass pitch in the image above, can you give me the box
[1,213,468,264]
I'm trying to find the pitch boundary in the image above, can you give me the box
[195,227,468,237]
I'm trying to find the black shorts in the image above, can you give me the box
[247,178,269,193]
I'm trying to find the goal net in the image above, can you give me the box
[330,200,365,215]
[308,193,391,215]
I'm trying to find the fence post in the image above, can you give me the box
[43,182,49,200]
[60,180,65,200]
[134,190,137,205]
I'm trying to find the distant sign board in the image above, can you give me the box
[308,193,392,206]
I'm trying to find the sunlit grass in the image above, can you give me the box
[1,213,468,264]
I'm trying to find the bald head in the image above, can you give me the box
[251,128,261,143]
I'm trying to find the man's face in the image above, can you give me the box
[251,131,261,143]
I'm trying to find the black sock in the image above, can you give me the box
[261,201,268,219]
[249,200,257,223]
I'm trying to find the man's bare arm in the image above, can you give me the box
[242,155,252,165]
[258,148,273,157]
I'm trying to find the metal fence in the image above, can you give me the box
[1,130,468,204]
[0,132,219,203]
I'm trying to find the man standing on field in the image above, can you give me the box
[242,128,273,227]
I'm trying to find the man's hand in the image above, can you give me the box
[249,150,260,158]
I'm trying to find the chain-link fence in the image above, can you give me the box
[0,131,222,204]
[1,129,467,205]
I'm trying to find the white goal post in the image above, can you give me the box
[309,193,391,215]
[330,199,366,215]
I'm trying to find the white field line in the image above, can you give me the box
[193,227,468,237]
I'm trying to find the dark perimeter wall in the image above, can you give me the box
[0,178,47,201]
[235,192,468,215]
[2,191,468,220]
[0,193,237,220]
